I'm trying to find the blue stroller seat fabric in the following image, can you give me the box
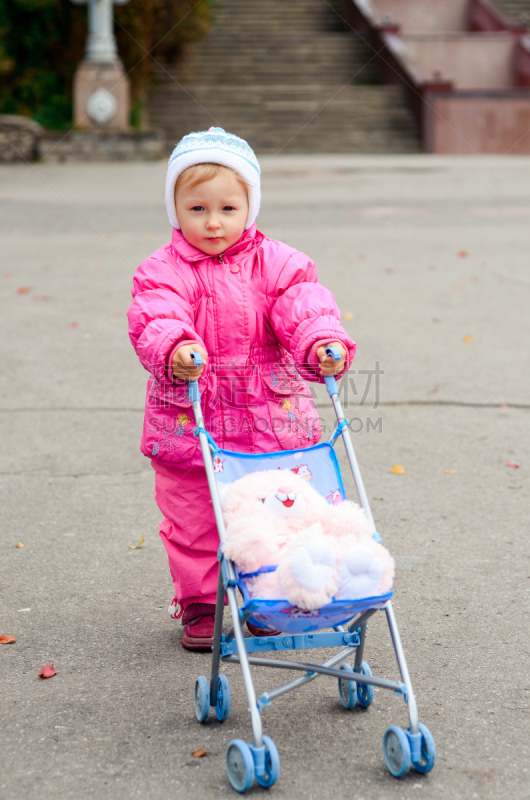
[186,352,436,791]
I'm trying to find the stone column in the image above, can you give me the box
[71,0,130,131]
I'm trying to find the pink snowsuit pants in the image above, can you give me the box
[152,461,219,609]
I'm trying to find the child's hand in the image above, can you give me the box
[316,343,347,377]
[172,343,208,381]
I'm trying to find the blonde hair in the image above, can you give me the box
[176,163,249,196]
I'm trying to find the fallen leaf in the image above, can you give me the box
[507,461,520,468]
[384,267,393,275]
[462,335,473,343]
[454,284,465,291]
[39,664,56,679]
[343,312,354,320]
[17,286,30,294]
[444,470,456,474]
[34,294,50,301]
[358,254,366,261]
[16,542,24,548]
[428,264,436,271]
[69,322,78,328]
[127,536,145,550]
[458,251,468,258]
[192,749,209,758]
[0,635,16,644]
[391,464,405,475]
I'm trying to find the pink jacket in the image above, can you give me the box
[128,225,356,469]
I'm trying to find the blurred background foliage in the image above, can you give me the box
[0,0,212,129]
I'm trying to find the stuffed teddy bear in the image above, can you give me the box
[220,469,394,610]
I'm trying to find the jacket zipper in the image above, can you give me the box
[216,236,252,265]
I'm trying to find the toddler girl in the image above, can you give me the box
[128,128,356,651]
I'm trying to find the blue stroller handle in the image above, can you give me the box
[324,345,341,397]
[188,351,203,403]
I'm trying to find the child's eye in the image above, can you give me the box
[191,205,204,212]
[223,206,236,211]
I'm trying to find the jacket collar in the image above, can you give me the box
[171,224,259,264]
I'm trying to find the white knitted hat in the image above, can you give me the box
[165,127,261,230]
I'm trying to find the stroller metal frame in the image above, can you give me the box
[188,352,435,790]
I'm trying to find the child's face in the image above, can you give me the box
[175,169,249,256]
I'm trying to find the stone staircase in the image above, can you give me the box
[147,0,420,153]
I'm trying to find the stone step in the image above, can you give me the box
[490,0,530,23]
[155,66,376,86]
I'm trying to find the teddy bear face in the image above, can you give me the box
[220,468,328,524]
[263,484,306,519]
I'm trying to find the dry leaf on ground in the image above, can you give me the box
[343,312,354,320]
[0,635,16,644]
[192,749,209,758]
[39,664,56,679]
[127,536,145,550]
[391,464,405,475]
[507,461,520,468]
[458,251,469,258]
[17,286,30,294]
[16,542,24,548]
[444,470,456,474]
[462,335,473,343]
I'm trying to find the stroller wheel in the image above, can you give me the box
[356,661,375,707]
[215,674,231,722]
[255,735,280,788]
[194,675,210,724]
[383,725,411,777]
[411,723,436,773]
[338,663,357,709]
[226,740,254,792]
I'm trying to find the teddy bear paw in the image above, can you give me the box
[337,545,384,599]
[289,538,337,593]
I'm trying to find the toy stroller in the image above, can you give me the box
[187,348,436,792]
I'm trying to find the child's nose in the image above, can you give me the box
[206,217,221,230]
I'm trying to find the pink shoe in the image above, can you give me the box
[181,603,216,651]
[247,621,281,637]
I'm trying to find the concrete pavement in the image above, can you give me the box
[1,155,529,799]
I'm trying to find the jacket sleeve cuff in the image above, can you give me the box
[165,338,204,382]
[299,335,356,383]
